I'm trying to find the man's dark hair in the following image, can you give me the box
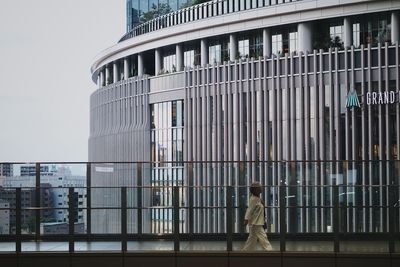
[249,182,261,196]
[249,186,257,195]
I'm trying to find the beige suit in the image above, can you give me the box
[243,195,272,251]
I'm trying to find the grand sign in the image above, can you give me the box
[346,90,399,108]
[365,91,397,105]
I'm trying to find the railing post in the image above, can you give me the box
[35,163,40,240]
[137,163,143,235]
[226,186,233,251]
[86,163,91,237]
[121,187,127,252]
[188,162,194,235]
[173,186,180,251]
[239,162,246,234]
[68,187,75,253]
[388,184,396,253]
[16,188,21,253]
[333,185,340,253]
[279,184,286,252]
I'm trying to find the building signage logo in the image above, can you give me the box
[346,90,400,109]
[346,90,361,109]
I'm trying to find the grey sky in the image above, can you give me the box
[0,0,125,162]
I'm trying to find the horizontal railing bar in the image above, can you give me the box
[2,185,399,189]
[1,233,397,242]
[7,205,398,212]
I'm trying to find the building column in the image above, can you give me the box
[343,17,352,48]
[105,66,110,85]
[201,39,208,66]
[298,22,313,53]
[124,58,129,80]
[97,73,101,88]
[155,49,162,75]
[263,28,271,58]
[176,43,184,71]
[138,53,144,76]
[392,11,400,44]
[230,34,237,61]
[113,62,118,83]
[99,71,104,87]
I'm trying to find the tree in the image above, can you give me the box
[140,3,172,23]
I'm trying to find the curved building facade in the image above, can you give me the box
[90,0,400,234]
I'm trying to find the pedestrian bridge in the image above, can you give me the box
[0,161,399,266]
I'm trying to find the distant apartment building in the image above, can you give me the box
[0,187,36,233]
[0,164,13,177]
[20,165,50,176]
[0,165,86,234]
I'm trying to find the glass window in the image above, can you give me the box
[272,26,297,55]
[251,33,263,58]
[238,31,263,59]
[163,53,177,73]
[140,0,149,15]
[238,39,249,58]
[150,100,184,233]
[352,12,391,47]
[330,25,343,48]
[184,50,195,68]
[272,34,283,55]
[289,31,298,54]
[209,44,221,64]
[207,38,230,63]
[313,19,343,50]
[184,44,200,68]
[353,23,361,48]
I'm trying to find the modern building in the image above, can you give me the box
[89,0,400,234]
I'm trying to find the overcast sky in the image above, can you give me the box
[0,0,125,162]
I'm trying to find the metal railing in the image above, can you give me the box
[120,0,303,42]
[0,160,399,253]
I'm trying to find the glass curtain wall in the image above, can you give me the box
[150,101,184,233]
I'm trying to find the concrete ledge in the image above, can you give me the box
[0,251,399,267]
[336,253,392,267]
